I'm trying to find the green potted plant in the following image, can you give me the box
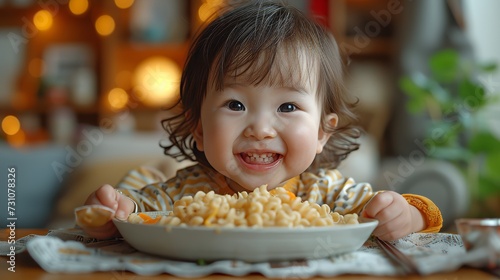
[399,49,500,217]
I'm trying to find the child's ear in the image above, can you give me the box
[192,121,204,151]
[316,113,338,154]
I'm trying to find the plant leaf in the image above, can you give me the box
[407,97,427,114]
[480,62,498,73]
[400,77,426,98]
[426,121,462,147]
[458,79,486,110]
[477,175,500,198]
[468,132,500,153]
[485,151,500,181]
[429,49,459,83]
[399,77,428,113]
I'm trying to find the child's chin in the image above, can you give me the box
[236,181,270,192]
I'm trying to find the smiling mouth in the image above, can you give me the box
[241,152,280,164]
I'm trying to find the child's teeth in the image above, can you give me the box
[245,153,276,163]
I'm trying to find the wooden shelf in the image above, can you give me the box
[338,37,394,58]
[0,104,98,115]
[329,0,397,59]
[0,6,37,25]
[116,41,190,66]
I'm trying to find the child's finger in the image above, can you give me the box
[371,211,410,241]
[92,184,120,210]
[361,192,394,218]
[115,192,136,220]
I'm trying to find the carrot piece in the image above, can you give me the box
[287,191,296,200]
[143,216,161,224]
[138,212,154,222]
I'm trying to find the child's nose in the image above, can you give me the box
[243,116,277,140]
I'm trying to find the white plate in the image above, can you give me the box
[114,211,378,262]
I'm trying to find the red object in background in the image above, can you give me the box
[309,0,329,27]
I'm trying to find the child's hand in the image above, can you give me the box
[361,191,425,241]
[78,184,135,239]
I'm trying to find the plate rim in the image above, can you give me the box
[114,211,378,233]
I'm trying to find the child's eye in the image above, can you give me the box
[226,100,245,111]
[278,103,297,112]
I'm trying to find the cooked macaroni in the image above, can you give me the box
[128,185,359,227]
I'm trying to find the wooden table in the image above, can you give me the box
[0,229,496,280]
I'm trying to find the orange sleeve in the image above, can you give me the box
[402,194,443,233]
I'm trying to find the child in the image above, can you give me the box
[81,1,442,240]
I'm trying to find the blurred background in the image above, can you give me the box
[0,0,499,230]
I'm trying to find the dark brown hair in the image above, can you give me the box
[161,0,360,170]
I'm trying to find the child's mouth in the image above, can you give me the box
[241,152,280,164]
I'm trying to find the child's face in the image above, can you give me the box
[193,61,336,191]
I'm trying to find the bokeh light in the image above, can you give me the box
[133,56,181,107]
[198,0,225,22]
[95,15,115,36]
[2,115,21,136]
[33,10,53,31]
[107,88,129,110]
[115,0,134,9]
[69,0,89,15]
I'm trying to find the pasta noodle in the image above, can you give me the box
[128,185,359,228]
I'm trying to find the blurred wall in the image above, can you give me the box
[464,0,500,73]
[463,0,500,138]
